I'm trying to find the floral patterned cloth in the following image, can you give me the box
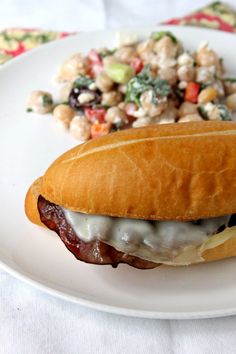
[0,2,235,65]
[0,29,70,64]
[165,1,236,32]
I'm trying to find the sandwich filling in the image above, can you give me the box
[63,208,236,265]
[38,196,158,269]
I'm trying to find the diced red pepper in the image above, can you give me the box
[85,107,106,123]
[92,63,103,76]
[184,82,200,103]
[88,49,102,64]
[87,49,103,77]
[130,57,144,74]
[91,122,111,139]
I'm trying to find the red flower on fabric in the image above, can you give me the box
[166,12,235,32]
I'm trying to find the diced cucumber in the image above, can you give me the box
[105,63,135,84]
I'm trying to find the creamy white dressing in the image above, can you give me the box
[177,52,194,67]
[63,208,231,263]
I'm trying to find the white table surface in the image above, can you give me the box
[1,1,236,353]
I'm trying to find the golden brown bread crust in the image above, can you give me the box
[41,121,236,220]
[25,177,45,227]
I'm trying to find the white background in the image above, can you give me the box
[1,1,236,353]
[0,0,236,31]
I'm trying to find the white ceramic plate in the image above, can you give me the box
[1,26,236,320]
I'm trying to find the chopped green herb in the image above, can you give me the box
[125,65,171,106]
[224,78,236,83]
[42,94,53,107]
[217,104,232,121]
[197,105,208,120]
[198,82,209,90]
[151,31,178,44]
[26,108,33,113]
[100,49,115,58]
[73,75,94,89]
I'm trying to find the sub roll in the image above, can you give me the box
[25,121,236,268]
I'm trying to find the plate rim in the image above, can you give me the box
[1,24,236,72]
[2,258,236,320]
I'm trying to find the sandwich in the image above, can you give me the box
[25,121,236,269]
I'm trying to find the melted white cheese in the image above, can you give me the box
[63,208,231,263]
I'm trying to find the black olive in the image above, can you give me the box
[68,88,101,110]
[110,121,133,133]
[110,125,119,133]
[173,87,184,105]
[110,121,123,132]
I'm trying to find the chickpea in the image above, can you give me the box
[136,39,155,61]
[57,53,88,82]
[123,102,138,116]
[224,80,236,95]
[132,116,151,128]
[198,87,218,104]
[114,46,137,63]
[27,91,53,114]
[69,115,91,141]
[157,57,177,70]
[178,81,187,90]
[140,90,168,117]
[105,107,128,124]
[117,101,126,110]
[118,84,127,94]
[226,93,236,111]
[178,114,203,123]
[196,67,215,84]
[102,91,123,106]
[157,102,178,122]
[153,36,178,58]
[132,107,147,118]
[95,71,114,92]
[177,65,195,82]
[158,117,175,124]
[148,53,161,69]
[177,52,194,67]
[60,83,73,102]
[179,102,198,117]
[158,67,177,86]
[196,45,219,67]
[53,104,75,129]
[213,80,225,98]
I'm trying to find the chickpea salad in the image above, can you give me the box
[27,30,236,141]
